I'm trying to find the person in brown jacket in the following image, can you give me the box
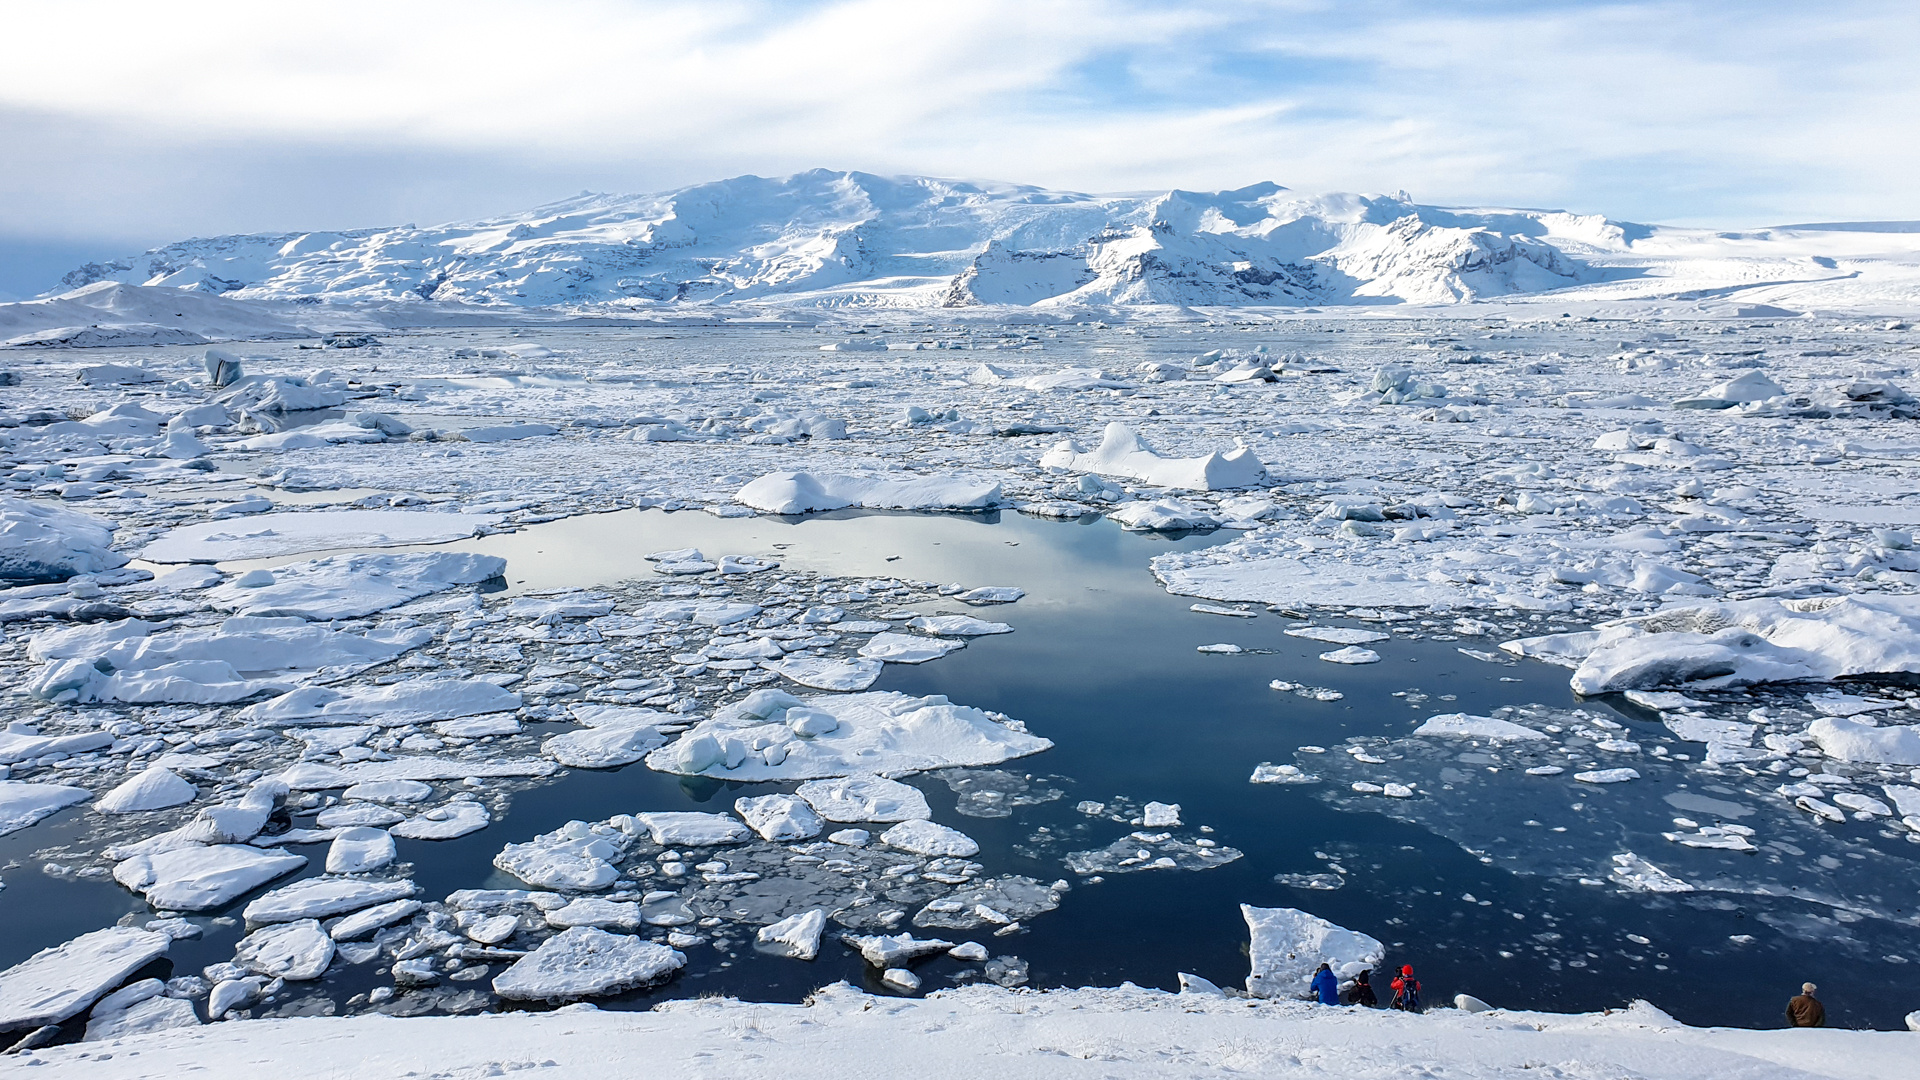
[1786,982,1825,1027]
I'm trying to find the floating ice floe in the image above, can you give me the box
[735,471,1004,515]
[857,632,966,664]
[905,615,1012,636]
[795,774,931,822]
[1242,905,1384,999]
[1284,626,1390,645]
[494,819,631,890]
[242,876,418,925]
[1806,715,1920,765]
[0,497,127,583]
[735,795,824,841]
[81,981,200,1041]
[245,677,521,727]
[140,510,499,563]
[492,927,685,1001]
[1412,713,1548,742]
[29,616,436,704]
[762,657,884,691]
[542,706,676,768]
[1505,593,1920,695]
[1318,646,1381,665]
[632,811,751,846]
[205,552,507,619]
[112,844,308,911]
[645,690,1051,781]
[234,920,335,980]
[880,819,980,857]
[1107,500,1220,531]
[1041,423,1267,490]
[0,780,92,835]
[0,927,172,1031]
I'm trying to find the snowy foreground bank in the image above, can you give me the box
[7,982,1905,1080]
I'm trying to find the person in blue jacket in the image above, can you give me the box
[1311,962,1340,1005]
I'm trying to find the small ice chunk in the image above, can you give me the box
[1319,646,1381,665]
[325,827,397,874]
[797,774,931,822]
[880,819,979,857]
[96,767,198,814]
[391,800,490,840]
[633,811,750,846]
[1142,802,1182,827]
[234,919,334,980]
[756,909,828,960]
[734,794,824,841]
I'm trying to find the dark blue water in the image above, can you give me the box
[4,509,1909,1030]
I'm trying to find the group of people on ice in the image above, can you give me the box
[1310,963,1421,1011]
[1307,964,1831,1028]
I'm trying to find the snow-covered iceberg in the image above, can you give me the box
[0,497,126,583]
[1242,905,1383,999]
[735,471,1004,515]
[1504,593,1920,695]
[646,690,1051,781]
[1041,423,1268,491]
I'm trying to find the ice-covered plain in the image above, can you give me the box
[2,223,1920,1069]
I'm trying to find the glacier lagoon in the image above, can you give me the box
[6,506,1919,1030]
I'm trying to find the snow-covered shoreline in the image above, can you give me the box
[7,981,1906,1079]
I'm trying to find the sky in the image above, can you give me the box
[1,0,1915,298]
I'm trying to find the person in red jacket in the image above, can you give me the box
[1390,964,1423,1012]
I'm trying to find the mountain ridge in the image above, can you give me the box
[45,169,1920,312]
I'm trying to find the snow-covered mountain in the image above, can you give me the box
[46,170,1920,312]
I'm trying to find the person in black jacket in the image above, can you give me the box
[1346,968,1379,1007]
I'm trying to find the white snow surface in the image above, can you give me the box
[16,980,1898,1080]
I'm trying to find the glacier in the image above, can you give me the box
[27,169,1920,320]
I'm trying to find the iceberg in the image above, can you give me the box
[735,471,1004,515]
[1242,905,1383,999]
[0,497,126,583]
[1041,423,1268,491]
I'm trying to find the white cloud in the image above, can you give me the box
[0,0,1913,247]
